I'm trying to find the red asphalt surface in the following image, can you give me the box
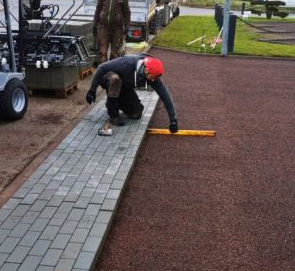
[94,48,295,271]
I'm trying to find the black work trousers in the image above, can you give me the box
[106,88,144,119]
[103,72,144,119]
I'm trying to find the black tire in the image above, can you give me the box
[173,6,180,18]
[0,78,28,121]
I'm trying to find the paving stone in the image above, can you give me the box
[0,210,12,223]
[38,175,54,185]
[0,237,20,253]
[115,171,129,180]
[101,199,117,211]
[46,180,62,190]
[96,211,112,224]
[29,218,49,232]
[70,228,89,243]
[82,236,102,252]
[81,188,95,198]
[61,243,82,259]
[110,179,125,190]
[6,246,30,263]
[50,234,71,249]
[84,204,100,217]
[18,256,42,271]
[39,225,60,240]
[49,212,68,227]
[67,209,85,221]
[30,170,45,180]
[45,167,60,175]
[1,199,21,210]
[12,188,30,199]
[122,157,134,165]
[30,200,47,212]
[9,223,31,238]
[19,231,40,247]
[36,267,54,271]
[59,220,78,235]
[29,240,51,256]
[0,263,19,271]
[54,185,71,197]
[39,207,58,219]
[62,176,79,187]
[55,258,75,271]
[20,211,40,224]
[106,189,121,200]
[47,195,65,207]
[10,205,30,217]
[96,184,110,193]
[52,172,68,182]
[74,197,91,209]
[85,178,100,188]
[40,249,63,266]
[0,216,22,230]
[89,223,108,237]
[76,173,91,183]
[38,189,55,201]
[0,230,10,245]
[73,252,95,270]
[90,193,106,204]
[0,253,8,266]
[56,202,74,214]
[64,191,80,202]
[77,215,96,229]
[30,183,46,194]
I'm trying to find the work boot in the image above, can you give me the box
[109,116,125,126]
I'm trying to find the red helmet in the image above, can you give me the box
[143,57,164,76]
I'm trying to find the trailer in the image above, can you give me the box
[82,0,156,42]
[83,0,179,43]
[0,0,28,121]
[128,0,157,42]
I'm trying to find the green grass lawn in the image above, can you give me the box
[153,16,295,57]
[180,0,295,13]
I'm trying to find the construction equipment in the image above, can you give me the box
[0,0,28,120]
[0,0,94,98]
[147,128,216,137]
[0,0,91,67]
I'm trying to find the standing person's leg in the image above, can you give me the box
[109,27,124,60]
[119,88,144,119]
[98,26,110,64]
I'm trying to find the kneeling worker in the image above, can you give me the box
[86,54,178,133]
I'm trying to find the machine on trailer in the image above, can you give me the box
[0,0,28,120]
[0,0,93,99]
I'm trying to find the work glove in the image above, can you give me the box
[92,25,98,36]
[169,119,178,133]
[86,89,96,105]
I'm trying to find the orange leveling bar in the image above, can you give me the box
[147,129,216,137]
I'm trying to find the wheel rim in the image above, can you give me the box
[12,87,26,113]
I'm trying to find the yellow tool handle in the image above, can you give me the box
[147,129,216,137]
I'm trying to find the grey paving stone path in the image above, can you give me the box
[0,90,159,271]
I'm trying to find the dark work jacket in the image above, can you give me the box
[93,0,130,29]
[90,54,177,121]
